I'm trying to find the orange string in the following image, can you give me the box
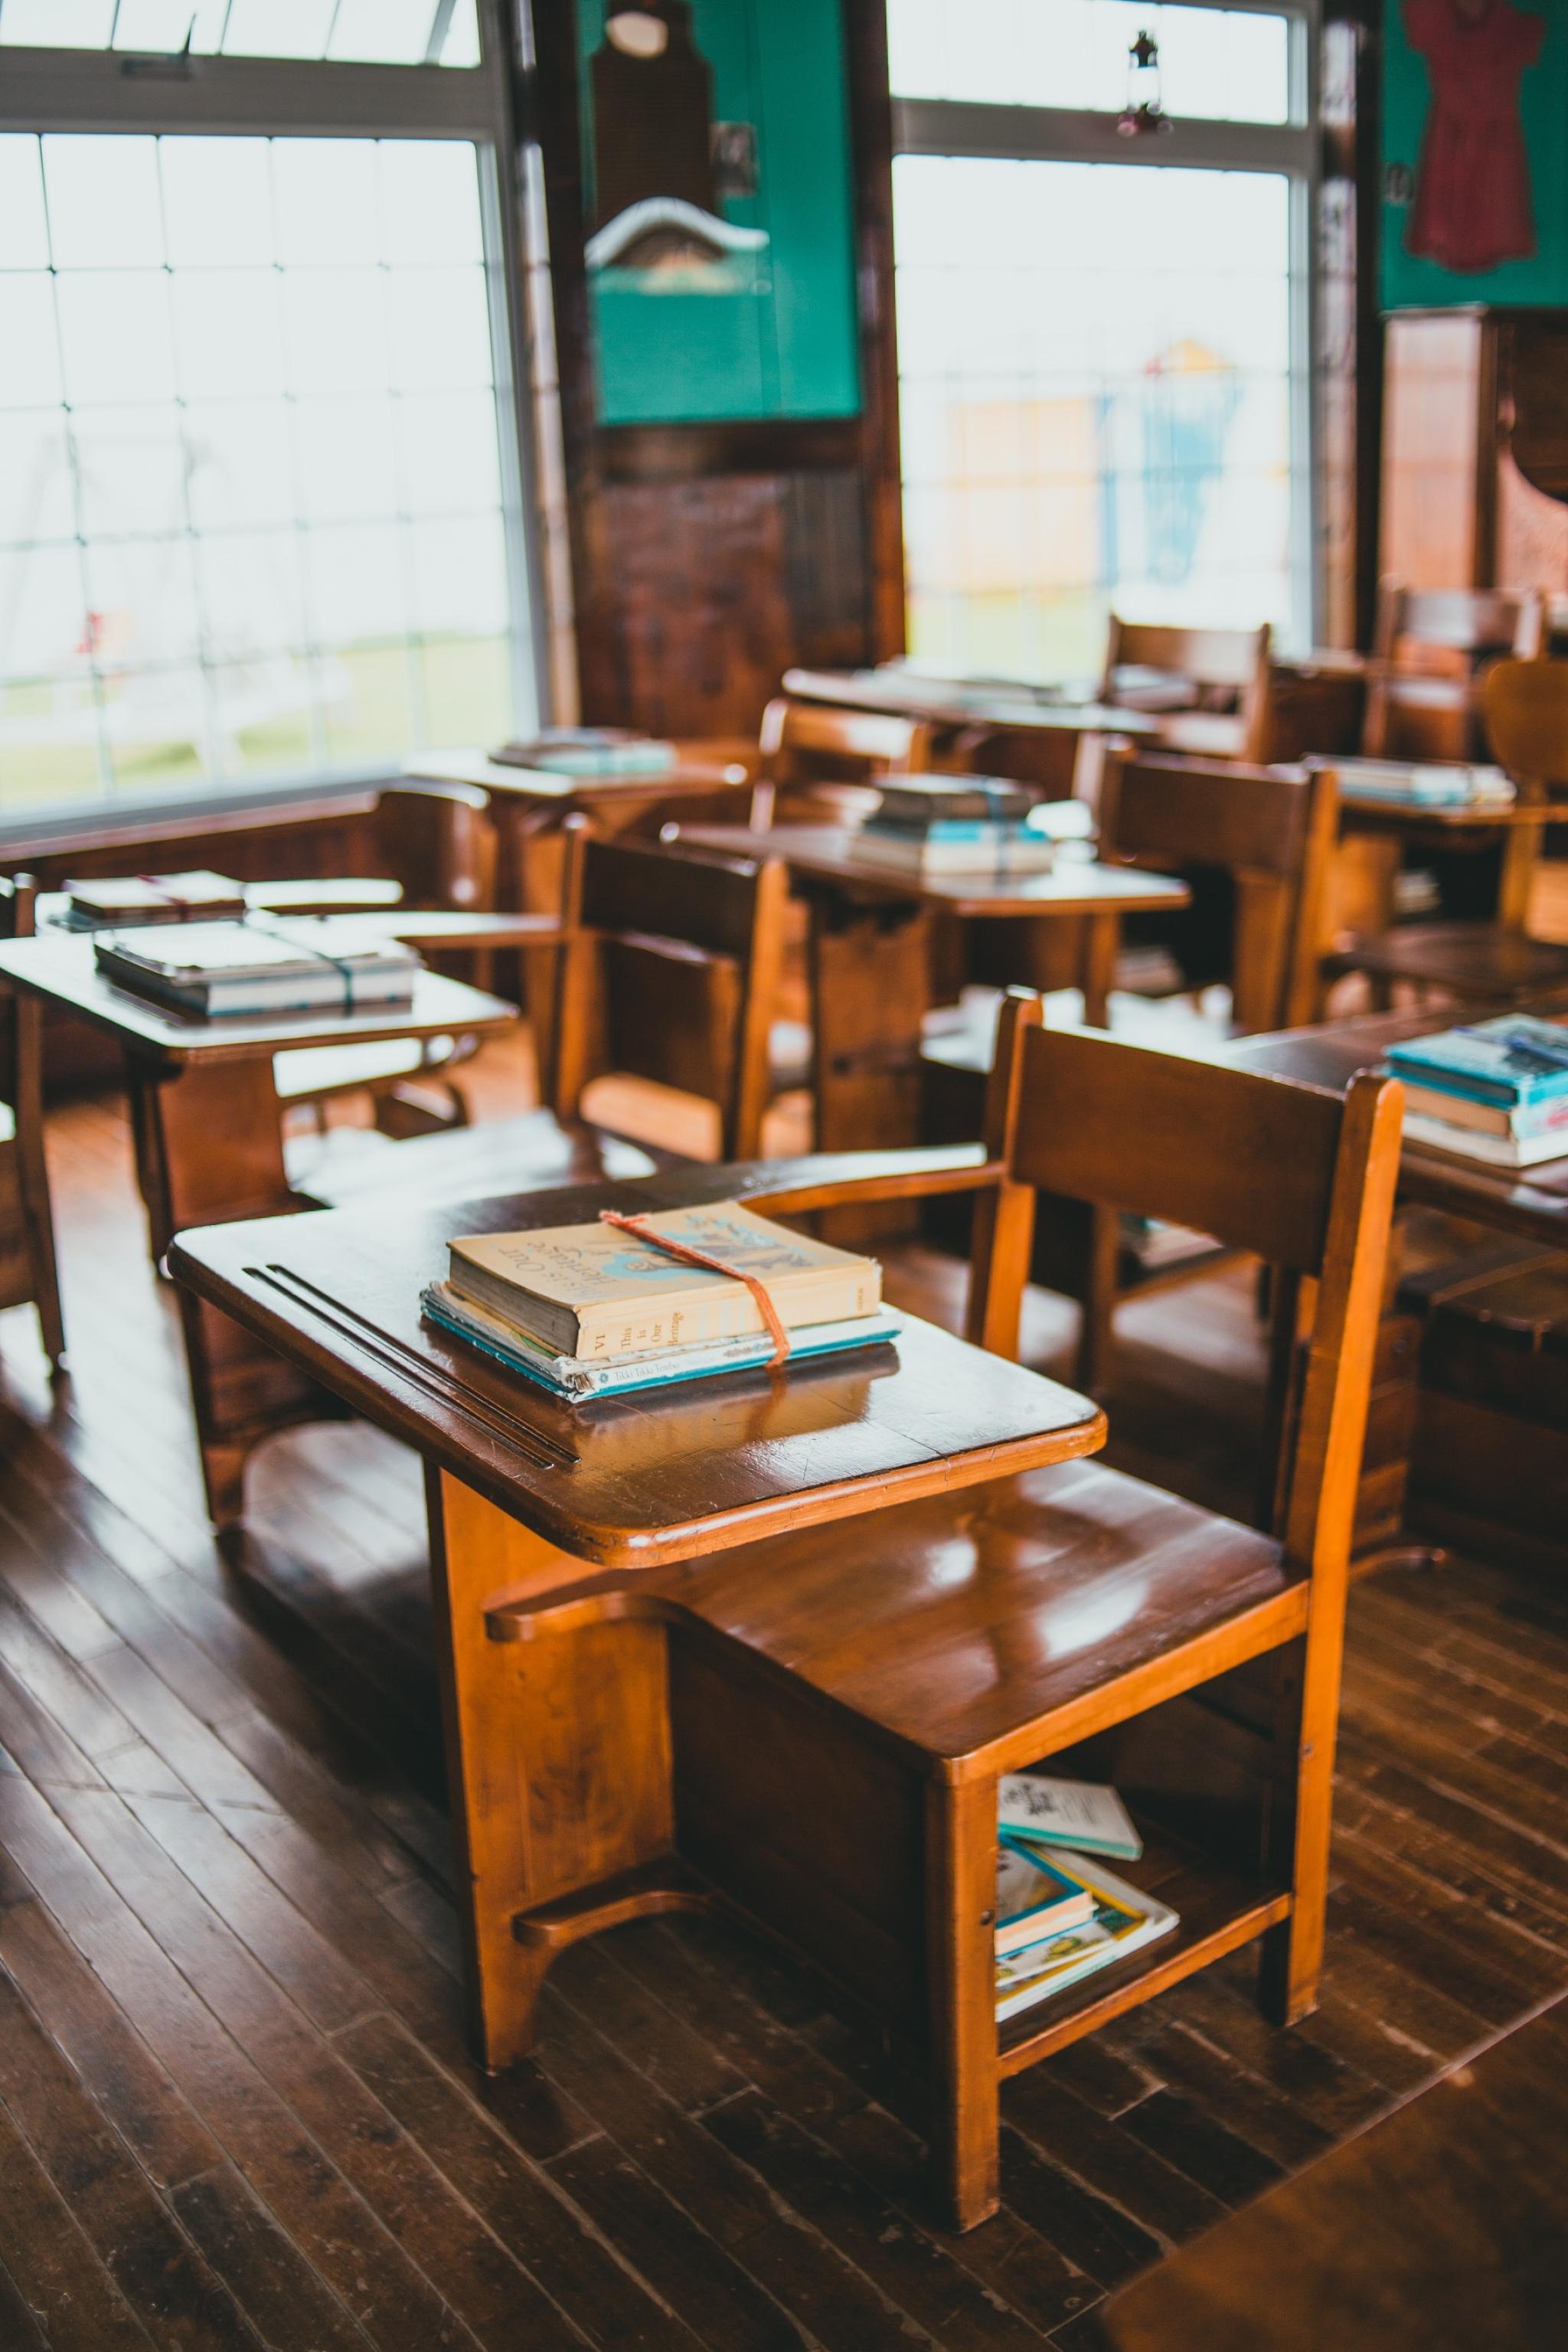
[597,1210,790,1365]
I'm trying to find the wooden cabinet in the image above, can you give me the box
[1381,307,1568,596]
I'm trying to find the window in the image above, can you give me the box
[887,0,1314,681]
[0,1,482,66]
[0,5,543,829]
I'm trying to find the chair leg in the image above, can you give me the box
[1259,1628,1341,2026]
[923,1775,1000,2231]
[1073,1203,1121,1396]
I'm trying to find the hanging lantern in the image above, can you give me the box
[1117,30,1173,139]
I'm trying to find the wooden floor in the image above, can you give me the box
[2,1054,1567,2349]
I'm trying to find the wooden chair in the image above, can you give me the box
[299,825,790,1212]
[1325,657,1568,1009]
[929,752,1342,1389]
[489,995,1403,2231]
[0,875,64,1371]
[274,782,502,1137]
[1362,582,1542,762]
[750,696,933,828]
[1101,618,1274,763]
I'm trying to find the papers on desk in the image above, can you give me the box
[94,919,420,1018]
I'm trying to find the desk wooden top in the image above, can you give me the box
[0,933,518,1067]
[406,741,756,804]
[1337,795,1546,830]
[1217,1006,1568,1250]
[170,1155,1106,1569]
[781,666,1159,738]
[679,825,1192,918]
[1093,1989,1568,2352]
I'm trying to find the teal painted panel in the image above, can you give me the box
[1382,0,1566,310]
[580,0,861,424]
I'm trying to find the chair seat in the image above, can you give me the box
[657,1456,1302,1769]
[289,1105,688,1211]
[1327,920,1568,999]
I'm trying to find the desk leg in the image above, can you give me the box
[1497,814,1547,933]
[429,1470,677,2071]
[808,893,934,1244]
[924,1775,1001,2231]
[135,1056,336,1526]
[1080,909,1119,1029]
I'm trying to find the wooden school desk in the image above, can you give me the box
[1328,778,1554,938]
[168,1155,1106,2086]
[1217,1002,1568,1564]
[1092,1988,1568,2352]
[679,822,1190,1161]
[0,929,519,1520]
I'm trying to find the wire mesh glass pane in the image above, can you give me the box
[6,0,478,60]
[0,0,116,46]
[893,153,1295,680]
[887,0,1292,126]
[0,131,520,815]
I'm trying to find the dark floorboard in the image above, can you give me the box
[0,1075,1563,2348]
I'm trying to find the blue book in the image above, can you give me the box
[1386,1017,1568,1109]
[995,1832,1095,1955]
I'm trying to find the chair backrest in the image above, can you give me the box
[1364,582,1544,759]
[547,822,789,1159]
[969,994,1403,1580]
[753,696,933,827]
[1481,656,1568,796]
[1102,619,1274,763]
[1098,750,1340,1029]
[374,783,498,912]
[0,874,37,943]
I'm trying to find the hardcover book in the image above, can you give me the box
[67,871,247,926]
[1385,1017,1568,1109]
[447,1201,881,1362]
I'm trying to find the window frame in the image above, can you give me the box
[0,0,554,841]
[888,0,1322,651]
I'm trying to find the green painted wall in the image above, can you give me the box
[579,0,861,424]
[1382,0,1566,309]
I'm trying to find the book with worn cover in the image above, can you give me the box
[95,919,420,1017]
[854,829,1056,876]
[997,1772,1143,1860]
[994,1851,1177,2023]
[1402,1111,1568,1172]
[67,871,246,926]
[1402,1080,1568,1142]
[421,1279,899,1398]
[995,1834,1094,1956]
[871,773,1037,827]
[1385,1017,1568,1109]
[447,1201,881,1362]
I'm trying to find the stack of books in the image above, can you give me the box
[858,776,1082,876]
[1325,756,1515,810]
[94,919,421,1019]
[489,727,677,776]
[421,1200,897,1400]
[1385,1014,1568,1171]
[992,1773,1176,2023]
[67,871,247,928]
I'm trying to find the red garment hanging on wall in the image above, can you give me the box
[1404,0,1544,274]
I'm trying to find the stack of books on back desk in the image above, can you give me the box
[1321,756,1516,810]
[421,1200,898,1400]
[488,727,677,776]
[1385,1014,1568,1171]
[94,919,421,1019]
[993,1773,1176,2022]
[66,870,247,927]
[857,776,1087,876]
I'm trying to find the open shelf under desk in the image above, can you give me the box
[996,1830,1291,2080]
